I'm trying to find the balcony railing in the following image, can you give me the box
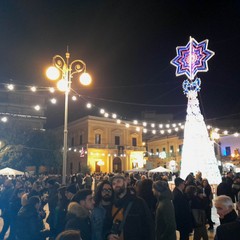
[86,144,145,151]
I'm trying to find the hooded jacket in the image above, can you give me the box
[65,202,91,240]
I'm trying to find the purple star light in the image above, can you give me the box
[171,37,215,80]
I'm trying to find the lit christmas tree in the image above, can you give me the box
[171,37,221,184]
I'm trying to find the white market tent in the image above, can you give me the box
[0,167,25,176]
[149,166,171,173]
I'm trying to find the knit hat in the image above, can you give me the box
[174,177,185,187]
[153,180,169,193]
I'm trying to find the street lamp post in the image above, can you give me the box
[46,51,91,184]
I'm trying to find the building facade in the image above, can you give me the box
[146,134,183,172]
[218,134,240,171]
[65,116,146,174]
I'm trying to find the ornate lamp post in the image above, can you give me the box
[46,51,91,184]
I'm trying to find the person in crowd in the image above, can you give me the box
[172,177,193,240]
[8,188,25,240]
[195,172,203,186]
[92,180,114,240]
[129,173,137,187]
[185,185,208,240]
[0,179,14,240]
[214,218,240,240]
[217,174,235,203]
[56,230,82,240]
[108,174,154,240]
[214,195,237,225]
[53,186,69,238]
[202,178,215,230]
[225,171,235,202]
[65,189,94,240]
[16,196,50,240]
[83,173,93,190]
[216,177,230,197]
[152,180,176,240]
[185,173,196,188]
[46,178,59,237]
[137,178,157,220]
[232,175,240,202]
[65,184,78,202]
[237,192,240,216]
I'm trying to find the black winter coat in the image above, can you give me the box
[215,218,240,240]
[112,190,154,240]
[172,187,193,233]
[16,205,46,240]
[219,209,237,225]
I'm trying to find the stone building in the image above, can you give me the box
[64,115,146,174]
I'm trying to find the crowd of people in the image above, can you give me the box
[0,170,239,240]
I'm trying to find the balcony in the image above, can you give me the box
[86,144,145,151]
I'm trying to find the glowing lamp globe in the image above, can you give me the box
[57,79,68,92]
[46,66,60,80]
[80,72,92,86]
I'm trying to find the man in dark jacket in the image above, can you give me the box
[214,195,237,225]
[214,217,240,240]
[172,177,193,240]
[108,174,154,240]
[65,189,94,240]
[16,196,49,240]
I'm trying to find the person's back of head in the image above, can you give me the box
[56,230,81,240]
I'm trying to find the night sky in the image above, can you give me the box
[1,0,240,128]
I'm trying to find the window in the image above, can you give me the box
[115,136,120,145]
[163,147,166,152]
[151,149,154,154]
[178,144,183,154]
[225,146,231,156]
[79,135,83,145]
[95,134,101,144]
[170,145,174,153]
[156,148,159,155]
[132,137,137,146]
[71,137,74,147]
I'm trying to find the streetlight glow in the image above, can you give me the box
[57,79,68,92]
[46,50,91,184]
[34,105,40,111]
[7,84,14,91]
[1,117,7,122]
[46,66,60,80]
[80,72,92,85]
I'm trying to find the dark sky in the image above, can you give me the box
[1,0,240,128]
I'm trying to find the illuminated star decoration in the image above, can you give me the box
[171,37,215,80]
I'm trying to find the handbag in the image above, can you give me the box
[192,209,206,227]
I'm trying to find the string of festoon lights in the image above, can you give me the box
[1,82,240,141]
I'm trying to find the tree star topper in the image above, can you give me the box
[171,37,215,80]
